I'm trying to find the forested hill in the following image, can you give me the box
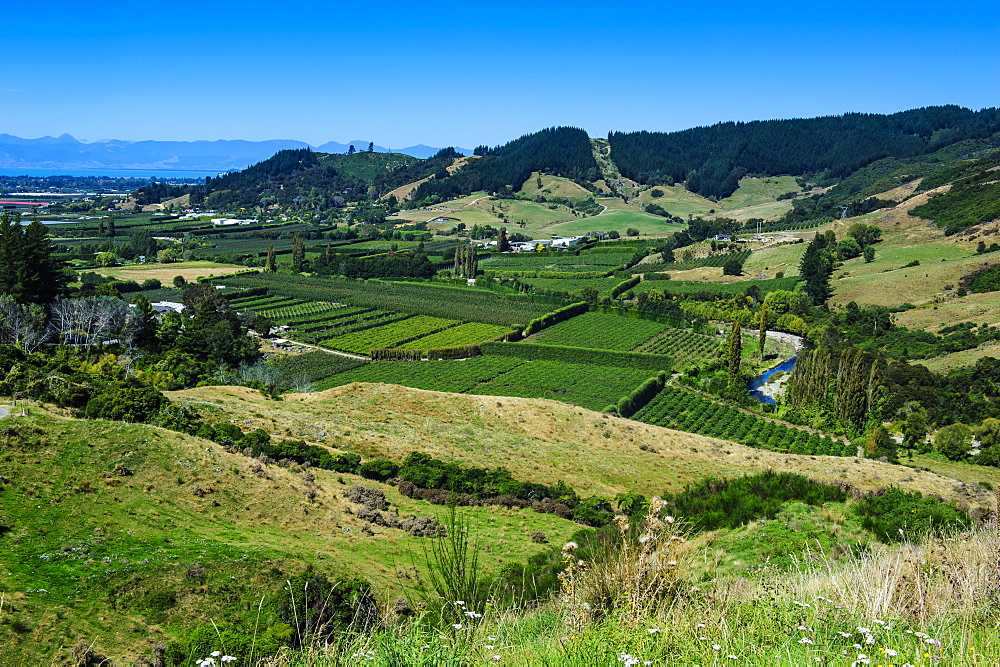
[608,105,1000,199]
[133,147,455,210]
[411,127,598,201]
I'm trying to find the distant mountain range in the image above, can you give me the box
[0,134,469,173]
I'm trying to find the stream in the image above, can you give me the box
[748,355,797,404]
[747,330,806,404]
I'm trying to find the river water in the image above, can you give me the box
[747,355,797,404]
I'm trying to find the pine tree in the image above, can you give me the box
[265,243,277,272]
[799,233,833,305]
[0,214,69,305]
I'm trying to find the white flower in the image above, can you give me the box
[563,542,579,551]
[799,638,815,645]
[211,652,221,658]
[857,627,871,634]
[838,631,852,638]
[488,636,497,641]
[221,659,236,664]
[492,657,502,662]
[914,632,928,639]
[454,600,466,605]
[696,623,706,628]
[885,648,898,657]
[728,656,738,660]
[452,623,462,630]
[872,619,886,626]
[865,635,876,645]
[699,636,708,641]
[647,628,661,634]
[798,625,811,631]
[925,638,940,645]
[712,644,722,651]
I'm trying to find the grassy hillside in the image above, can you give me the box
[165,384,991,509]
[0,403,580,662]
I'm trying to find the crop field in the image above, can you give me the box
[268,350,367,385]
[542,209,676,237]
[634,275,801,296]
[474,360,652,411]
[317,355,525,393]
[632,328,720,366]
[213,273,554,326]
[320,356,652,410]
[631,250,753,274]
[96,260,247,283]
[398,322,511,349]
[479,250,636,274]
[321,315,458,354]
[524,311,668,351]
[520,276,625,296]
[635,385,852,456]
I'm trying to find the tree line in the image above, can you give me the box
[608,106,1000,198]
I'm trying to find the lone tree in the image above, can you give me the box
[725,321,742,389]
[497,227,511,253]
[291,234,306,273]
[265,243,277,272]
[722,256,744,276]
[799,232,834,305]
[758,301,769,361]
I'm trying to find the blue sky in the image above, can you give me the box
[3,0,998,147]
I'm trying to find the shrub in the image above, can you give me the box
[358,457,400,482]
[662,471,847,531]
[852,487,971,543]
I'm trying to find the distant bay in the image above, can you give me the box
[0,167,218,179]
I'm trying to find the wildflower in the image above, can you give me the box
[212,653,221,658]
[884,649,898,657]
[853,644,862,650]
[488,636,497,641]
[486,645,495,650]
[925,638,940,645]
[914,632,928,639]
[618,653,640,666]
[712,644,722,651]
[838,632,852,638]
[872,619,886,626]
[798,625,811,631]
[865,635,876,645]
[452,624,463,630]
[221,659,236,664]
[857,627,871,634]
[454,600,466,606]
[464,611,482,618]
[665,515,675,524]
[647,628,661,634]
[493,657,502,662]
[728,656,739,660]
[563,542,579,551]
[700,636,709,641]
[799,638,815,645]
[697,623,707,628]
